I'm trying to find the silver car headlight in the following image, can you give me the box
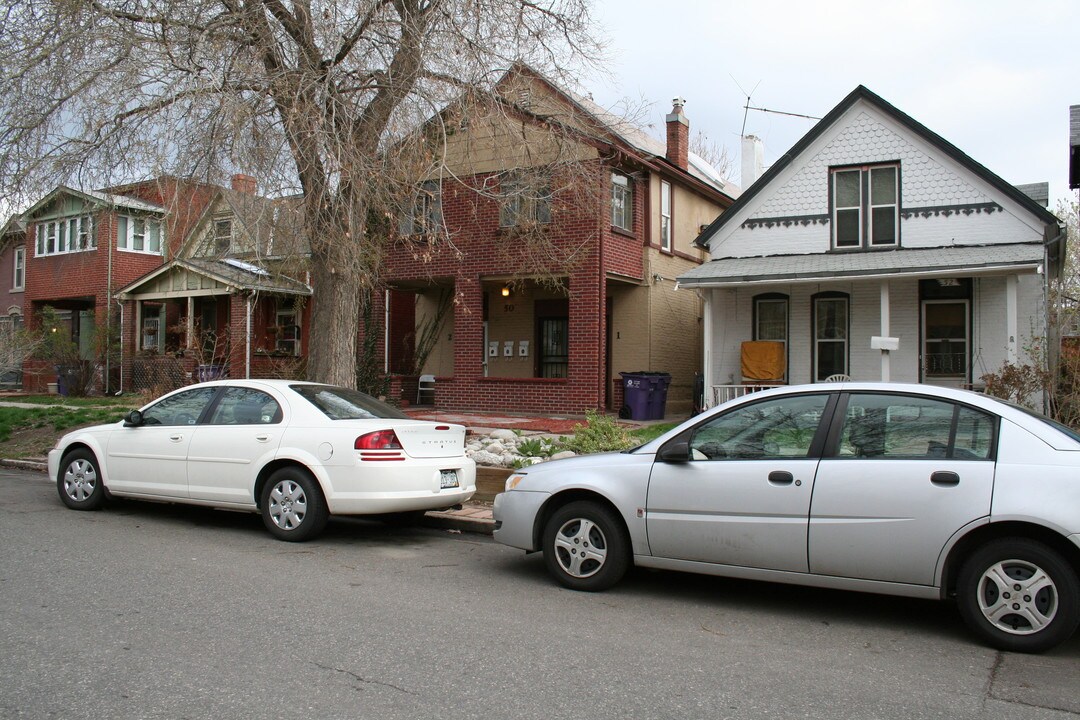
[505,473,526,492]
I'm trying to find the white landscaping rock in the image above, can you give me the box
[471,450,504,466]
[548,450,577,461]
[489,429,518,441]
[484,440,507,455]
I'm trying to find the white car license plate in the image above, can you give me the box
[440,470,459,489]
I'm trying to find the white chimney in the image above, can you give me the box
[741,135,764,189]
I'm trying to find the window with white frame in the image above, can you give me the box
[13,247,25,290]
[660,180,672,251]
[401,180,443,235]
[34,216,95,257]
[118,215,163,254]
[213,218,232,254]
[611,172,632,231]
[275,308,301,356]
[831,165,898,249]
[499,173,551,227]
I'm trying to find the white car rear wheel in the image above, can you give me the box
[260,467,328,542]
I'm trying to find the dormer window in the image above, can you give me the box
[831,164,898,249]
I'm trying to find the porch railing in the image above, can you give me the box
[710,383,784,409]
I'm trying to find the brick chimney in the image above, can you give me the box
[666,97,689,171]
[231,173,257,194]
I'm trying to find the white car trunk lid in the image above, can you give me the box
[394,423,467,458]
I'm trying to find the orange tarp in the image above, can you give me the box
[741,341,786,381]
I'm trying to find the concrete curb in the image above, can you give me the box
[0,458,46,473]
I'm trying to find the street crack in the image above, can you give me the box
[311,661,416,695]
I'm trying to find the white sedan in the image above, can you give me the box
[494,382,1080,653]
[50,379,476,541]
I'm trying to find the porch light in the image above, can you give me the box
[501,285,511,297]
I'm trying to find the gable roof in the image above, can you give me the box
[695,85,1060,247]
[116,257,312,298]
[22,185,164,219]
[493,64,738,201]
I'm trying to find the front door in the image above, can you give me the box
[646,393,832,572]
[105,386,219,497]
[922,300,970,387]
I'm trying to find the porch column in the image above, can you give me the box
[1006,275,1018,363]
[880,281,891,382]
[186,297,195,349]
[702,289,713,407]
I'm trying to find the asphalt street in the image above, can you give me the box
[1,467,1077,720]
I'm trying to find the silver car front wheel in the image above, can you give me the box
[957,538,1079,653]
[542,501,629,591]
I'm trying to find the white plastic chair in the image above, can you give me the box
[824,374,851,382]
[417,374,436,404]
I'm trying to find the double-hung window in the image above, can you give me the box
[831,164,898,249]
[500,173,551,227]
[611,172,632,231]
[402,180,443,235]
[13,247,25,290]
[213,219,232,254]
[275,307,301,356]
[659,180,672,251]
[118,215,163,254]
[34,216,95,257]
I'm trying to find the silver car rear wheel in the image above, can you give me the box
[957,538,1079,653]
[542,501,629,591]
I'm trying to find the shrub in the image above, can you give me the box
[558,410,634,455]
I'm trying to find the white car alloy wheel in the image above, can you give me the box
[260,467,328,542]
[269,478,308,531]
[56,449,105,510]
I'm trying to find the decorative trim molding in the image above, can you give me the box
[742,214,829,230]
[901,202,1002,219]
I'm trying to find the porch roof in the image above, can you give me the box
[116,257,312,299]
[677,242,1045,289]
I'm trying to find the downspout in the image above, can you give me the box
[115,297,124,394]
[105,218,113,393]
[245,293,252,379]
[384,289,390,373]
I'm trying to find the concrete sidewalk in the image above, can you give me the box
[2,457,497,535]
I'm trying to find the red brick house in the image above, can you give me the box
[373,65,737,416]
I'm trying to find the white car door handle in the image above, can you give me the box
[255,434,271,442]
[170,434,184,442]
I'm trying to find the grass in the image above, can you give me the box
[0,406,130,443]
[1,394,143,407]
[627,422,678,443]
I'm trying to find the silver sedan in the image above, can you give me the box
[493,382,1080,653]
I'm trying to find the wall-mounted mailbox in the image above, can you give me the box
[503,341,514,357]
[488,341,498,357]
[871,336,899,351]
[518,340,530,357]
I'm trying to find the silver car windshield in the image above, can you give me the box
[290,384,410,420]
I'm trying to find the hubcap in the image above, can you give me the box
[553,517,608,578]
[268,480,307,531]
[63,459,97,502]
[976,559,1058,635]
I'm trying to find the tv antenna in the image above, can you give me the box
[732,76,821,137]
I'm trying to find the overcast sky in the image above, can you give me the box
[587,0,1078,209]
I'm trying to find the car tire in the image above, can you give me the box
[542,501,629,591]
[57,448,105,511]
[956,538,1080,653]
[260,467,329,542]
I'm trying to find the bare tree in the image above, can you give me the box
[0,0,605,386]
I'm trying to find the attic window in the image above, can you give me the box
[517,88,532,110]
[831,164,899,250]
[213,218,232,254]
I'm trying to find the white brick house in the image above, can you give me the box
[679,86,1066,407]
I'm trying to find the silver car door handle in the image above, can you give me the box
[169,434,184,442]
[768,470,794,485]
[931,471,960,486]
